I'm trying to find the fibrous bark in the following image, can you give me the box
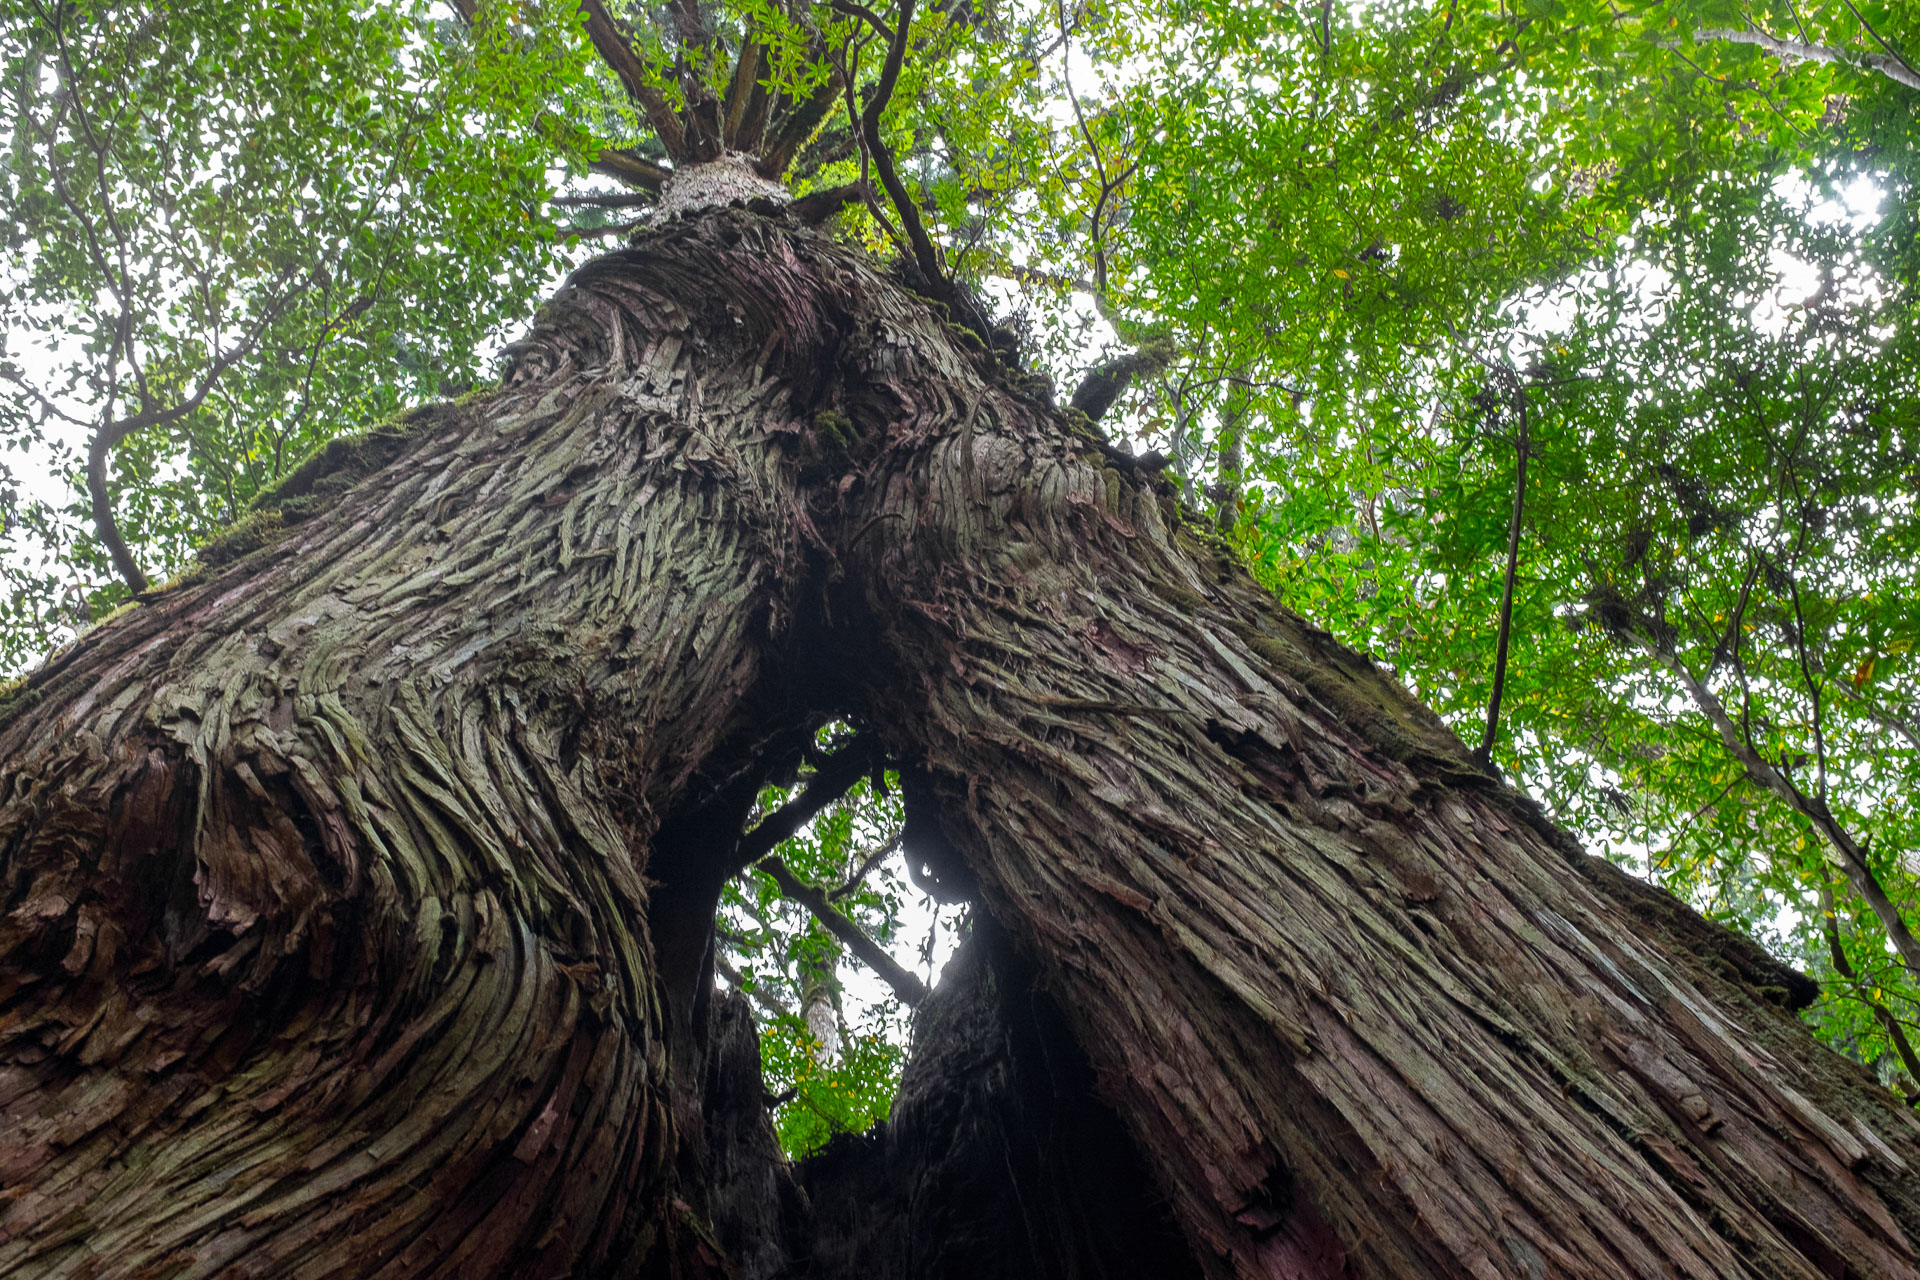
[3,203,1919,1278]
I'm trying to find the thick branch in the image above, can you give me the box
[733,735,878,871]
[1682,26,1920,91]
[86,423,149,596]
[758,855,930,1007]
[721,37,761,148]
[578,0,690,161]
[1069,342,1173,424]
[586,149,670,191]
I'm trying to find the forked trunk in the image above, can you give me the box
[2,207,1917,1278]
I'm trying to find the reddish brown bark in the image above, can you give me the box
[2,206,1917,1278]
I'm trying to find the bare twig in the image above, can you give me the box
[1622,623,1920,978]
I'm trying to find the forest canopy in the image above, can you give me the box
[3,0,1916,1155]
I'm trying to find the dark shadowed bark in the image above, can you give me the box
[3,205,1919,1278]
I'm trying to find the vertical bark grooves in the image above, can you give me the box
[0,215,831,1276]
[1,207,1917,1278]
[816,228,1920,1274]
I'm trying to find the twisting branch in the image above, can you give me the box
[852,0,954,303]
[757,855,930,1006]
[829,0,895,43]
[86,301,291,596]
[1055,0,1133,294]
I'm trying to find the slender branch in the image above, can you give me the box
[1055,0,1131,294]
[855,0,956,313]
[1678,26,1919,91]
[829,0,895,43]
[1622,623,1920,977]
[758,855,930,1006]
[1829,679,1920,754]
[1708,557,1762,674]
[87,304,285,596]
[715,953,796,1020]
[1476,399,1529,768]
[1822,882,1920,1104]
[0,367,90,428]
[1784,565,1831,804]
[830,830,904,900]
[1834,0,1920,84]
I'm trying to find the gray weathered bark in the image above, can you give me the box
[3,205,1919,1278]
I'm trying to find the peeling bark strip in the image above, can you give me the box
[3,207,1919,1278]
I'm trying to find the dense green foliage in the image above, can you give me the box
[0,0,592,667]
[4,0,1916,1148]
[1130,9,1920,1092]
[722,759,920,1156]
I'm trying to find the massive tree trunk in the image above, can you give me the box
[3,205,1919,1278]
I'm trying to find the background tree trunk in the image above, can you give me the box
[3,206,1918,1278]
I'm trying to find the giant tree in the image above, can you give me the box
[5,0,1920,1277]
